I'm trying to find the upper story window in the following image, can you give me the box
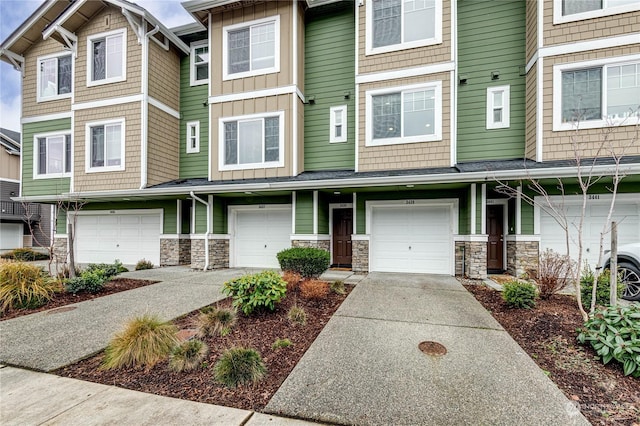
[366,0,442,55]
[87,28,127,86]
[555,0,640,23]
[486,86,510,130]
[366,81,442,146]
[219,111,284,171]
[86,119,125,172]
[34,132,71,179]
[553,56,640,131]
[190,41,209,86]
[186,121,200,153]
[37,53,72,102]
[330,105,348,143]
[222,16,280,81]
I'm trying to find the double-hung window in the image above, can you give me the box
[554,57,640,130]
[219,112,284,170]
[186,121,200,153]
[190,41,209,85]
[367,0,442,55]
[330,106,348,143]
[34,133,71,178]
[367,82,442,146]
[556,0,640,23]
[223,16,279,80]
[86,119,125,172]
[486,86,510,129]
[37,54,72,102]
[87,29,126,86]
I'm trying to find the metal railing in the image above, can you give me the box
[0,201,41,221]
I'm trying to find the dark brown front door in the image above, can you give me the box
[487,205,504,272]
[332,208,353,267]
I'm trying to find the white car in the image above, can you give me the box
[602,242,640,301]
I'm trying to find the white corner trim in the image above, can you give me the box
[22,112,72,124]
[481,184,487,235]
[471,183,477,234]
[292,191,297,234]
[535,58,543,162]
[72,95,143,111]
[516,185,522,235]
[356,62,454,85]
[313,190,318,234]
[209,85,297,104]
[148,97,180,119]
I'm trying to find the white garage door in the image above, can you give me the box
[370,204,453,274]
[232,206,292,268]
[75,211,162,265]
[0,223,23,250]
[539,198,640,268]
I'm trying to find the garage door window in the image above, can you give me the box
[86,119,125,172]
[35,133,71,178]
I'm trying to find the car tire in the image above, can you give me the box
[618,262,640,301]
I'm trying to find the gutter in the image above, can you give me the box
[190,191,210,271]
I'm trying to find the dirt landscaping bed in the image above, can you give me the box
[55,284,351,411]
[464,281,640,426]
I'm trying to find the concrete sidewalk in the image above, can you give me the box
[266,273,589,425]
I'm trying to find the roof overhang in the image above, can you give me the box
[180,0,336,23]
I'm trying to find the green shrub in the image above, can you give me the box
[135,259,154,270]
[169,339,209,372]
[272,338,292,350]
[64,270,107,294]
[197,307,237,337]
[86,260,127,278]
[287,305,307,326]
[223,270,287,315]
[0,248,49,261]
[577,305,640,377]
[0,261,57,312]
[213,347,266,387]
[102,314,179,370]
[502,281,537,309]
[276,247,330,278]
[330,280,346,295]
[580,265,624,310]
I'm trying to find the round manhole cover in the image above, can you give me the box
[46,306,77,314]
[419,341,447,357]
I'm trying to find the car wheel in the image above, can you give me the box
[618,262,640,301]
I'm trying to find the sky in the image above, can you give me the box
[0,0,196,134]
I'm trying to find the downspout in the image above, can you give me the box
[140,24,160,189]
[190,191,210,271]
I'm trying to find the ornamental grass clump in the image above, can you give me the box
[272,338,292,350]
[300,279,330,300]
[169,339,209,372]
[102,314,179,370]
[287,305,307,326]
[135,259,154,270]
[196,307,237,337]
[502,281,538,309]
[330,280,346,295]
[213,346,266,387]
[0,261,57,313]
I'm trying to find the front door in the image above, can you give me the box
[487,205,504,272]
[332,208,353,267]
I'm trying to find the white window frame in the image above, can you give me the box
[552,54,640,131]
[190,40,209,86]
[86,28,127,87]
[365,0,443,56]
[32,131,72,179]
[486,85,510,130]
[36,52,73,103]
[365,81,442,147]
[329,105,348,143]
[186,121,200,154]
[218,111,285,172]
[222,15,280,81]
[554,0,640,24]
[85,118,126,173]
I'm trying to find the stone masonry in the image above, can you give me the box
[208,239,229,269]
[160,238,192,266]
[52,236,68,264]
[191,239,205,269]
[464,241,487,279]
[291,239,330,251]
[507,240,539,278]
[455,242,465,276]
[352,240,369,273]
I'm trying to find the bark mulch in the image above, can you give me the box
[464,281,640,426]
[55,284,352,411]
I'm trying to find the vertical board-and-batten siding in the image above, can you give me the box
[304,4,355,171]
[457,0,526,162]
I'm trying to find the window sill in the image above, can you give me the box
[190,79,209,87]
[222,66,279,82]
[553,116,640,132]
[87,76,126,88]
[365,37,442,57]
[366,134,442,147]
[330,139,348,144]
[85,165,125,173]
[219,161,283,172]
[486,123,510,130]
[33,173,71,180]
[37,93,72,103]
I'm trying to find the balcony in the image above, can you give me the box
[0,201,41,222]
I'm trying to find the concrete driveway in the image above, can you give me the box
[266,272,588,425]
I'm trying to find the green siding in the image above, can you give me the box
[457,0,526,161]
[295,191,313,234]
[194,201,207,234]
[304,4,355,171]
[180,53,209,179]
[80,201,177,234]
[210,195,293,234]
[521,200,534,235]
[22,119,72,196]
[212,197,225,234]
[318,192,329,234]
[56,208,67,234]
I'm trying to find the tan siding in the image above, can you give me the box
[210,94,293,181]
[0,149,20,181]
[542,46,640,161]
[74,6,142,104]
[148,41,181,112]
[357,0,451,75]
[525,0,537,63]
[525,66,537,160]
[22,38,72,118]
[147,104,179,186]
[358,73,451,172]
[297,3,305,93]
[544,1,639,46]
[211,1,293,96]
[74,102,141,191]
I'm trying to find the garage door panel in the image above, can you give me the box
[234,208,291,268]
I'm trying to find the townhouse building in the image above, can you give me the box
[1,0,638,278]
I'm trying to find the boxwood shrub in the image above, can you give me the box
[223,270,287,315]
[276,247,330,278]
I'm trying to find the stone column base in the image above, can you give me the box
[160,236,191,266]
[506,238,539,278]
[455,238,488,279]
[52,236,68,265]
[190,238,206,269]
[352,238,369,273]
[208,238,229,269]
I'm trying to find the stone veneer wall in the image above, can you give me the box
[53,236,68,264]
[352,240,369,273]
[209,239,229,269]
[291,240,330,251]
[191,239,205,269]
[463,241,487,279]
[507,240,539,278]
[455,242,465,275]
[160,238,192,266]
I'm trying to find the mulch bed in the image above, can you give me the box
[1,278,158,321]
[464,281,640,426]
[55,284,352,411]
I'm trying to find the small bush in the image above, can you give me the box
[169,339,209,372]
[213,347,266,387]
[282,270,302,292]
[272,338,292,350]
[197,307,237,337]
[102,314,179,370]
[223,270,287,315]
[330,280,346,295]
[276,247,330,278]
[536,249,575,299]
[577,304,640,378]
[64,270,107,294]
[86,260,127,278]
[287,305,307,326]
[502,281,537,309]
[300,279,330,300]
[0,262,57,312]
[580,264,624,310]
[135,259,154,270]
[0,248,49,261]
